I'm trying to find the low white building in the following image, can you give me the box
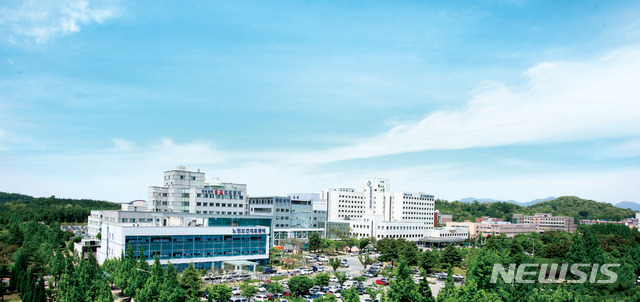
[97,212,272,272]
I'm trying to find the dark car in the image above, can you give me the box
[263,267,277,274]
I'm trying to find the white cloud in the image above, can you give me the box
[111,138,135,151]
[0,0,121,44]
[288,45,640,163]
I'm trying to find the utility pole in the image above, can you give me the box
[532,238,535,257]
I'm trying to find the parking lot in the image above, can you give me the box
[206,253,461,301]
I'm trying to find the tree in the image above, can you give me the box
[328,257,341,273]
[358,254,372,270]
[419,250,437,273]
[437,266,456,302]
[334,271,348,287]
[441,245,462,268]
[340,287,360,302]
[376,238,400,267]
[158,263,185,302]
[136,257,165,302]
[288,276,314,295]
[239,283,257,301]
[417,269,435,302]
[309,233,322,252]
[207,284,232,302]
[181,263,203,300]
[387,257,421,302]
[314,273,330,287]
[400,241,420,266]
[358,237,371,251]
[266,282,283,295]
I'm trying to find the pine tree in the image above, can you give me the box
[437,266,457,302]
[417,269,435,302]
[387,257,421,302]
[180,263,203,300]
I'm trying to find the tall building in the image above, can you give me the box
[148,166,248,215]
[322,177,435,225]
[319,178,436,241]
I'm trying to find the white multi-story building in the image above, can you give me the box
[320,178,436,241]
[322,178,435,226]
[148,166,248,215]
[96,211,271,272]
[348,215,431,240]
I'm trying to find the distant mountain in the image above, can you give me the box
[519,197,556,206]
[615,201,640,212]
[457,196,555,207]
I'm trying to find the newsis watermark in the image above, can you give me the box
[490,263,620,284]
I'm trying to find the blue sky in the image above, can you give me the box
[0,0,639,204]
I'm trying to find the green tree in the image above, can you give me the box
[441,245,462,268]
[437,266,456,302]
[266,282,283,294]
[340,287,360,302]
[387,257,421,302]
[400,241,420,266]
[288,276,314,295]
[376,238,400,267]
[334,271,348,287]
[309,233,322,252]
[181,263,204,300]
[314,273,331,287]
[240,282,257,301]
[358,253,372,270]
[136,257,165,302]
[158,263,185,302]
[419,250,437,273]
[358,237,371,251]
[207,284,232,302]
[328,257,341,273]
[417,269,435,302]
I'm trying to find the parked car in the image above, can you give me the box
[258,286,267,292]
[453,274,464,280]
[329,276,339,283]
[375,278,389,285]
[254,294,269,302]
[263,267,277,274]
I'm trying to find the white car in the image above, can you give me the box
[258,286,267,292]
[329,276,338,283]
[254,294,268,302]
[231,289,241,295]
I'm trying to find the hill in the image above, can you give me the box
[436,196,636,223]
[0,191,121,224]
[457,196,555,206]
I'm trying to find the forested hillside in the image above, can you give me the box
[0,192,121,224]
[436,196,636,223]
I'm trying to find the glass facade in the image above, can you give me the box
[125,234,268,262]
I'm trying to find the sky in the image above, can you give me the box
[0,0,639,204]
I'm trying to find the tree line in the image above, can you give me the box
[436,196,636,223]
[0,192,121,225]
